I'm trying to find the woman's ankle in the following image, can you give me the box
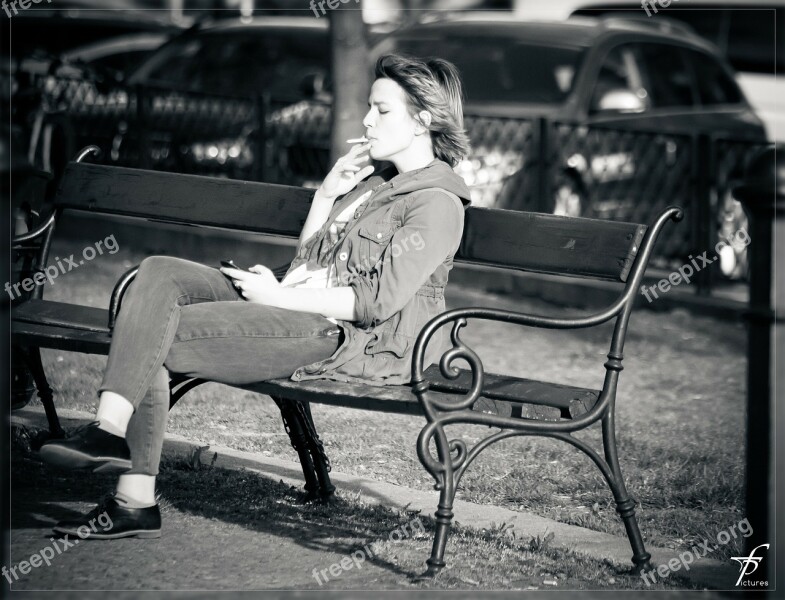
[116,474,157,507]
[96,391,134,437]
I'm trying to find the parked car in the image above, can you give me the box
[514,0,785,143]
[3,2,181,60]
[15,17,336,182]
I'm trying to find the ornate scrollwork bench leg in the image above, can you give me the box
[297,400,336,499]
[168,377,334,501]
[271,396,321,501]
[414,410,458,578]
[602,406,651,573]
[19,346,65,439]
[409,302,664,579]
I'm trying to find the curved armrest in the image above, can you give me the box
[108,265,140,330]
[410,206,684,427]
[12,212,56,245]
[13,146,101,247]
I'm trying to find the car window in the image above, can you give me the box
[134,30,329,99]
[589,44,647,112]
[391,36,585,104]
[725,7,782,75]
[571,5,784,75]
[683,49,744,105]
[634,43,696,108]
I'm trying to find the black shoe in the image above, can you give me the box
[53,495,161,540]
[39,421,132,473]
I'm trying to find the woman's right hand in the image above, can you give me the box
[317,142,375,200]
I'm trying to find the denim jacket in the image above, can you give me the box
[286,158,472,386]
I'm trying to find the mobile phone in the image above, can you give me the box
[220,259,248,272]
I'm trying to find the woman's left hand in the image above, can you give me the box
[220,264,281,304]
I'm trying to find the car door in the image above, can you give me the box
[570,42,696,234]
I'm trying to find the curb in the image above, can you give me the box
[11,406,739,590]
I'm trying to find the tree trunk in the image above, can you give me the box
[329,2,369,164]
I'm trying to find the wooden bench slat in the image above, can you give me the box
[13,299,109,333]
[54,163,646,282]
[12,320,112,355]
[459,208,647,282]
[55,163,313,238]
[425,365,599,418]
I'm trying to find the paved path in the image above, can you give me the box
[10,407,738,591]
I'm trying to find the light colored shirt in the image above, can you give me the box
[280,189,373,322]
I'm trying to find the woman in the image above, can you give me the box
[40,54,472,539]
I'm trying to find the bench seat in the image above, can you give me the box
[13,299,599,421]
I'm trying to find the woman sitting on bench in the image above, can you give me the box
[39,53,472,539]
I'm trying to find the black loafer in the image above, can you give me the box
[39,421,132,473]
[53,495,161,540]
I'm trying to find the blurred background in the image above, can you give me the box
[1,0,781,294]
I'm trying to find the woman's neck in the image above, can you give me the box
[390,139,436,173]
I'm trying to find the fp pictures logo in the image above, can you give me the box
[731,544,769,587]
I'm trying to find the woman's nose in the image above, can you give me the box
[362,108,374,129]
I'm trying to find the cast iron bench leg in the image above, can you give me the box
[298,401,335,499]
[11,344,37,410]
[602,411,652,573]
[273,396,321,501]
[419,423,457,579]
[20,346,65,439]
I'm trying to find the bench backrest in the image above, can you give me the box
[55,163,647,283]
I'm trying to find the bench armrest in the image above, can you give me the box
[108,265,140,329]
[411,206,683,423]
[12,212,56,246]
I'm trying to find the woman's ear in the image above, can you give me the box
[415,110,432,134]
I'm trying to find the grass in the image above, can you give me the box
[20,231,747,567]
[11,427,693,591]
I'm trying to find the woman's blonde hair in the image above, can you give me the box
[374,54,471,167]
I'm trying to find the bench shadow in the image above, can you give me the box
[11,444,427,584]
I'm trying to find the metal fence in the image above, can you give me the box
[22,76,769,290]
[23,75,260,181]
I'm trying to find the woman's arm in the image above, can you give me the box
[297,142,374,247]
[256,286,357,321]
[297,188,339,247]
[221,265,357,321]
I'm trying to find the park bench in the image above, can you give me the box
[11,147,682,578]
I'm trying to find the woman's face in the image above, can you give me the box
[362,78,421,162]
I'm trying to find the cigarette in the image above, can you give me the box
[346,137,369,144]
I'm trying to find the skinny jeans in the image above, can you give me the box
[98,256,342,475]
